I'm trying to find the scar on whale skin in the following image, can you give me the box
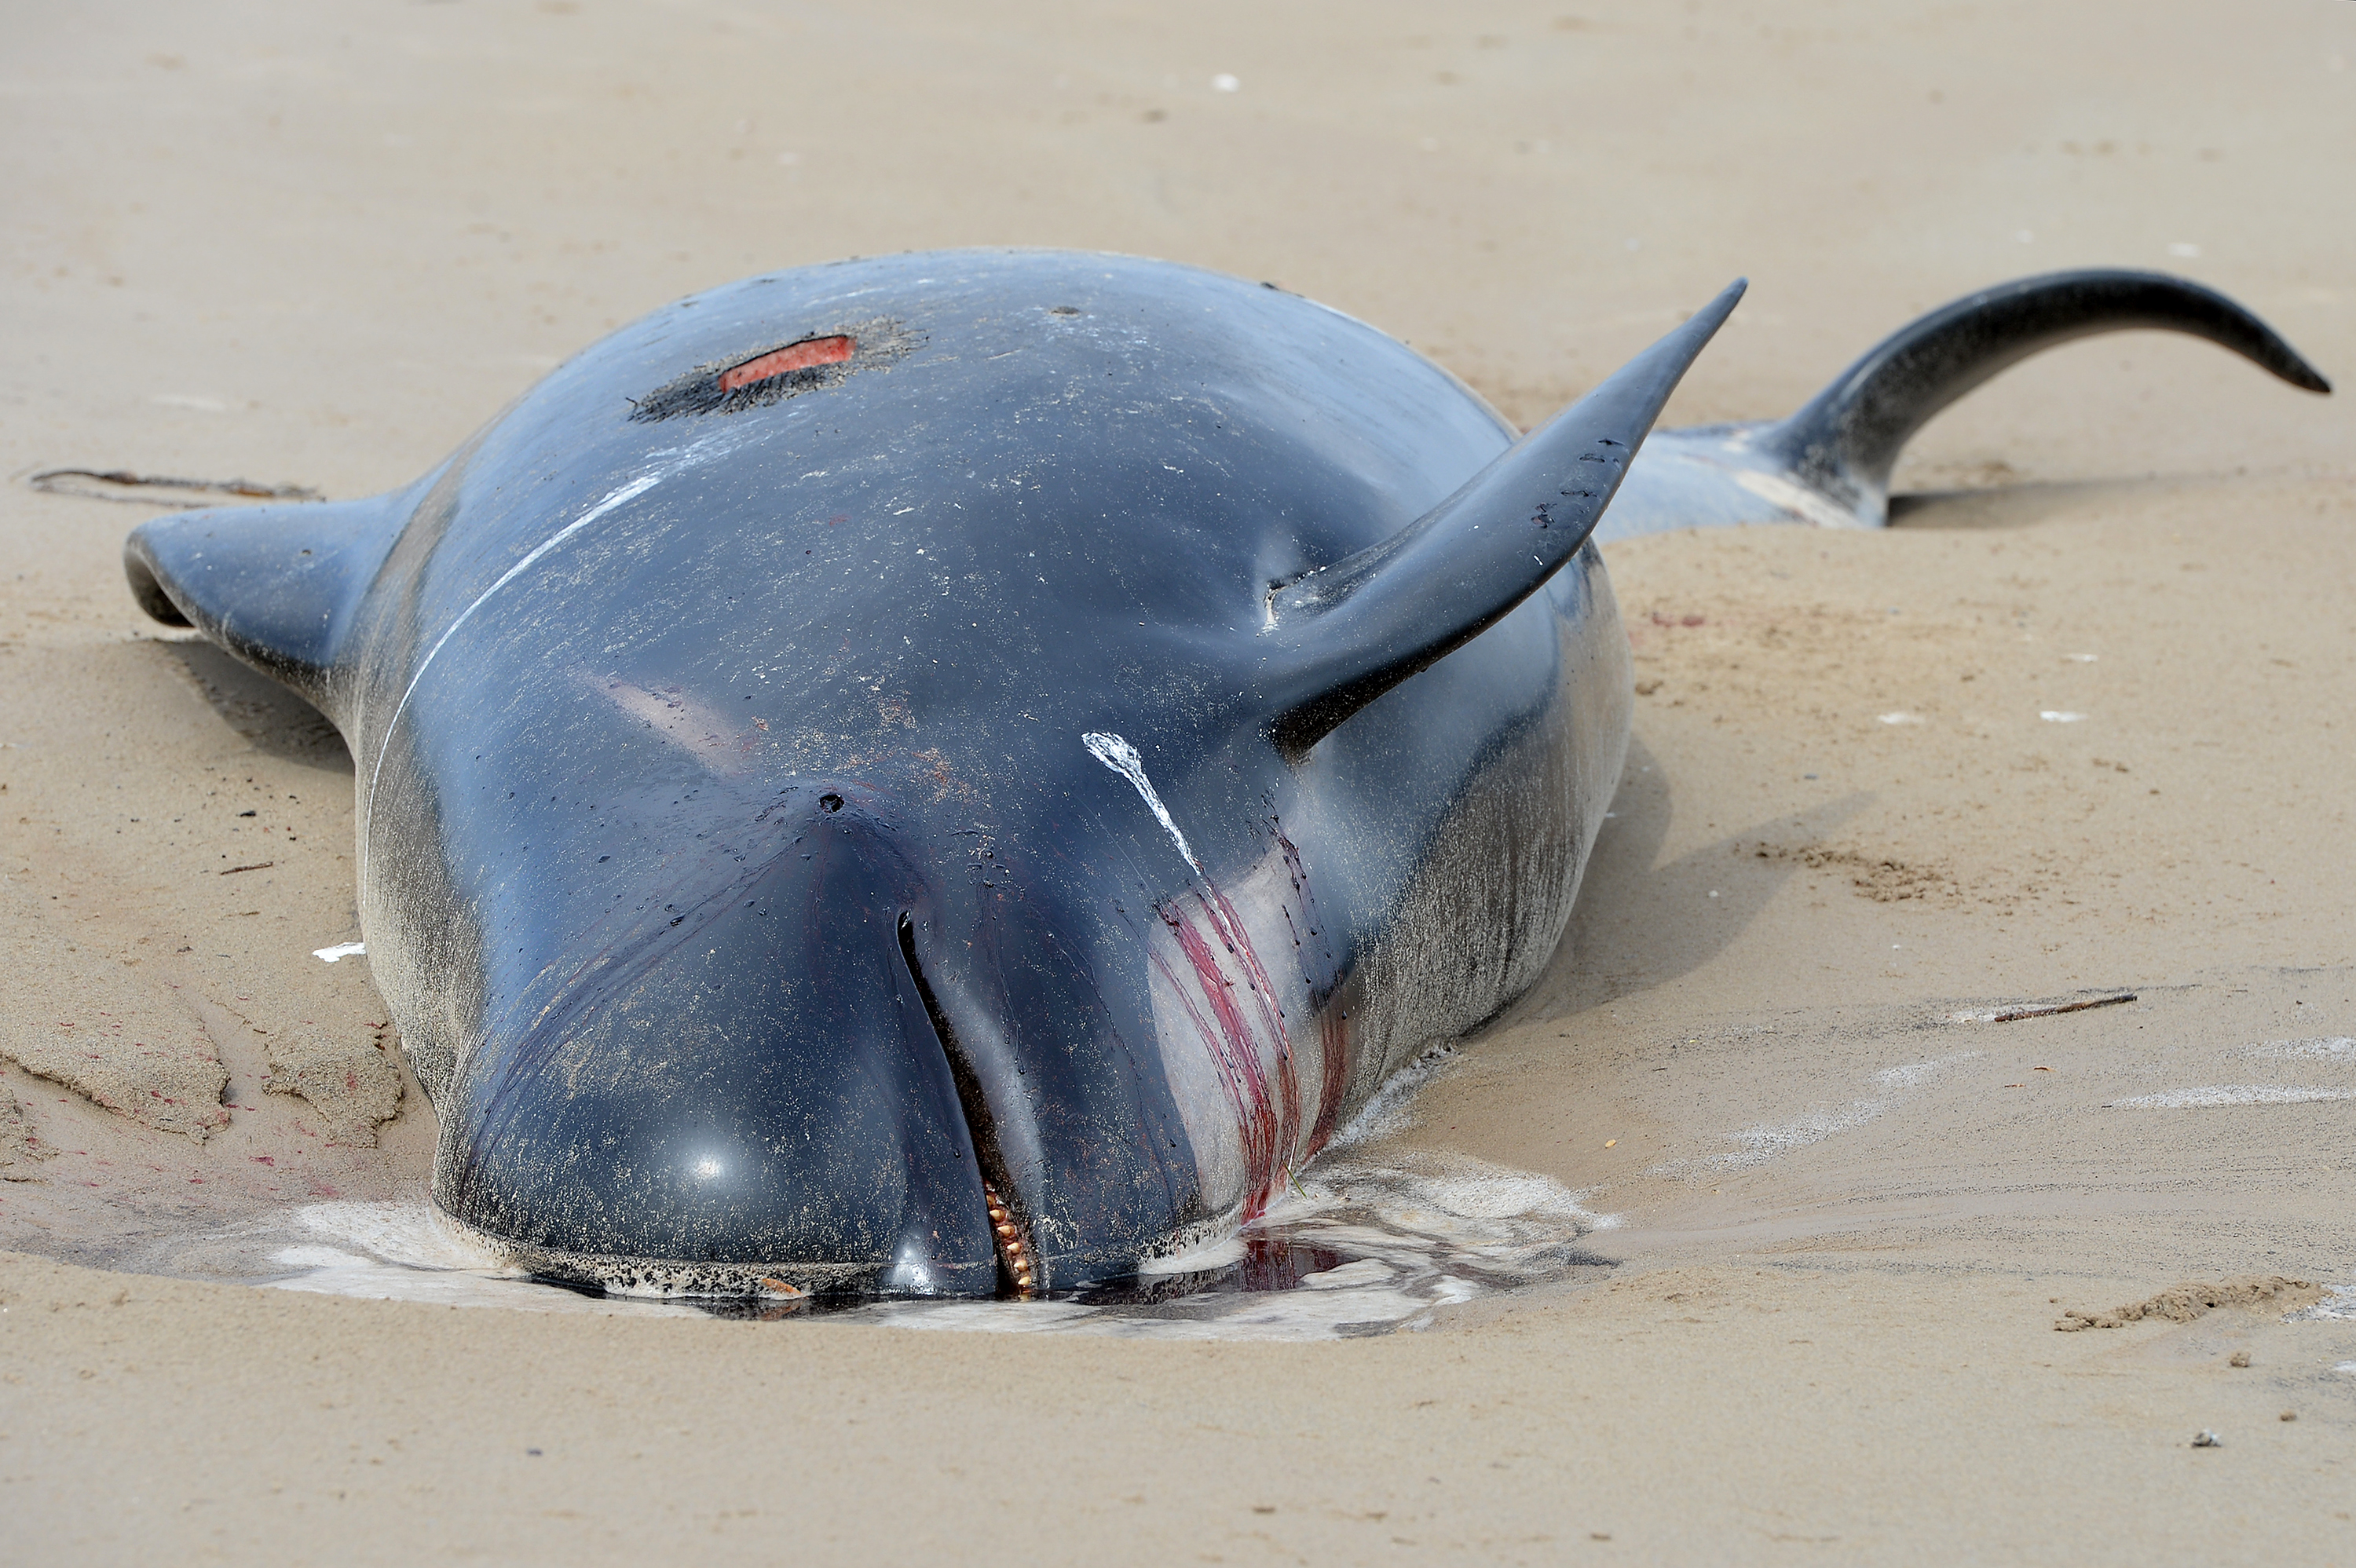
[631,316,917,422]
[717,335,855,392]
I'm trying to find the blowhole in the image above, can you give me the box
[818,792,844,813]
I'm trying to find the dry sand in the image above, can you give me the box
[4,0,2354,1559]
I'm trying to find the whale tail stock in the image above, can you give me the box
[1601,269,2331,541]
[1260,278,1748,759]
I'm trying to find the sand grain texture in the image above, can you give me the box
[2,0,2353,1560]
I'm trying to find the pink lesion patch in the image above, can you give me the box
[717,334,857,393]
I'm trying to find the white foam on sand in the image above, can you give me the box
[246,1144,1614,1340]
[1328,1042,1462,1149]
[858,1143,1613,1341]
[2103,1085,2354,1109]
[262,1201,701,1315]
[2288,1283,2356,1324]
[1654,1052,1979,1174]
[2233,1036,2356,1063]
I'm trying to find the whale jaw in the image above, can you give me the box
[431,791,1006,1298]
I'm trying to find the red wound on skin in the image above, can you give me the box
[717,334,856,393]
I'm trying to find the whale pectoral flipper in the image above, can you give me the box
[1260,278,1747,758]
[1763,269,2332,527]
[126,491,408,717]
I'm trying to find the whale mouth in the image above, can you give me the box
[897,912,1037,1296]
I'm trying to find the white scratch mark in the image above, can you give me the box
[360,470,664,878]
[357,422,762,880]
[1084,731,1198,871]
[313,941,366,963]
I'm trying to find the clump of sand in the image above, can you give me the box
[214,966,404,1146]
[2054,1276,2325,1332]
[0,906,229,1144]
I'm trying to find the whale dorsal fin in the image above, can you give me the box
[1762,269,2332,525]
[126,492,407,721]
[1259,279,1745,759]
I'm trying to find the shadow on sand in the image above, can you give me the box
[148,639,353,773]
[1509,735,1871,1020]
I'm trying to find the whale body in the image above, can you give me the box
[124,254,2325,1296]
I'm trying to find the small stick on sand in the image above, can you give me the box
[1949,992,2136,1025]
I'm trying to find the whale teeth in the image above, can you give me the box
[982,1180,1036,1296]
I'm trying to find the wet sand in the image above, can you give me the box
[5,0,2354,1559]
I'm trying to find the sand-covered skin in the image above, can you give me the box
[4,0,2355,1559]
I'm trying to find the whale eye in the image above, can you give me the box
[717,334,856,393]
[818,792,844,813]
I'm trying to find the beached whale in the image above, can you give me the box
[124,254,2325,1296]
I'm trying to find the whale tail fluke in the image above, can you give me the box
[1762,269,2330,527]
[1595,269,2331,543]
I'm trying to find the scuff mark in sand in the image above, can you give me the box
[1651,1052,1980,1175]
[0,994,229,1143]
[2103,1085,2353,1109]
[1,1084,54,1179]
[2234,1036,2356,1063]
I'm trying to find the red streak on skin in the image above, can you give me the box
[1150,822,1359,1213]
[1159,872,1332,1215]
[1198,885,1301,1163]
[717,335,856,393]
[1159,906,1282,1214]
[1148,946,1268,1208]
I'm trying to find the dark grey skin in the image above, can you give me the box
[124,255,2325,1297]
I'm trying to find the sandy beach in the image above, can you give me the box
[5,0,2354,1559]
